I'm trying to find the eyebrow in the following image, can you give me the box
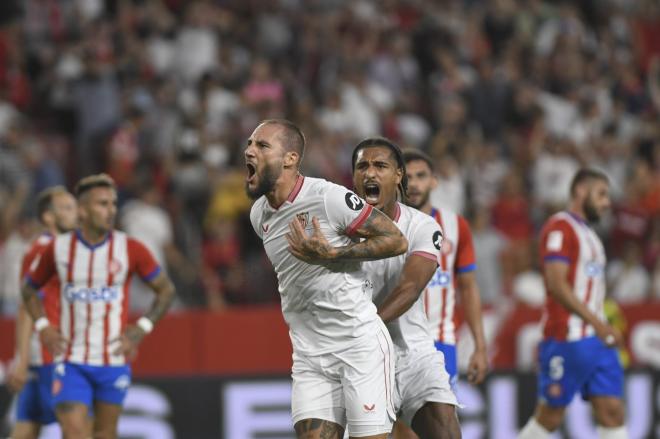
[357,159,391,166]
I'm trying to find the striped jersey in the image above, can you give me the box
[540,211,607,341]
[20,233,58,366]
[250,175,384,356]
[363,202,442,352]
[26,230,160,366]
[423,207,477,345]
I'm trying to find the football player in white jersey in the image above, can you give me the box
[518,169,627,439]
[351,138,461,439]
[246,120,408,439]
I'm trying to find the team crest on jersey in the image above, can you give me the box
[345,192,364,211]
[109,259,123,276]
[296,212,309,228]
[441,239,454,255]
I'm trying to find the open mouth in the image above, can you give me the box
[363,182,380,205]
[246,163,256,182]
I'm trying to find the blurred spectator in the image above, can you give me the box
[532,136,580,213]
[471,208,508,305]
[608,242,651,304]
[71,49,121,175]
[0,118,30,239]
[652,258,660,301]
[120,176,192,311]
[0,216,37,314]
[0,0,657,310]
[491,171,533,242]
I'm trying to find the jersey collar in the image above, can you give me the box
[75,229,112,250]
[393,202,402,223]
[567,211,587,225]
[270,174,305,210]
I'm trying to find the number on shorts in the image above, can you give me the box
[549,356,564,380]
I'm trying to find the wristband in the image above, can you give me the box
[136,317,154,334]
[34,317,50,333]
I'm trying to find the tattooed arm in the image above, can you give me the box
[287,208,407,263]
[113,271,175,357]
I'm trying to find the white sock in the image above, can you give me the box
[517,418,551,439]
[597,425,628,439]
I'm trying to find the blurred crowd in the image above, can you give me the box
[0,0,659,314]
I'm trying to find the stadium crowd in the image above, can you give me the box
[0,0,659,314]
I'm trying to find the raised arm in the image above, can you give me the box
[378,254,437,322]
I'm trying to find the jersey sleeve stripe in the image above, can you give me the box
[411,251,438,262]
[456,263,477,273]
[544,254,571,263]
[142,266,162,282]
[346,204,373,236]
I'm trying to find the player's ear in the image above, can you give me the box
[283,151,299,169]
[42,210,55,227]
[431,174,439,190]
[395,167,403,185]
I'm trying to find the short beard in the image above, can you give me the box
[407,191,430,210]
[245,163,280,200]
[55,222,72,234]
[583,196,600,223]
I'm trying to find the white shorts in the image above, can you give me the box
[394,348,459,427]
[291,319,396,437]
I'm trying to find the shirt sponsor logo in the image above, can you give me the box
[585,261,603,277]
[429,269,452,288]
[64,284,120,302]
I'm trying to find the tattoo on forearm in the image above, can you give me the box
[22,288,44,320]
[294,418,343,438]
[336,209,405,260]
[145,277,175,323]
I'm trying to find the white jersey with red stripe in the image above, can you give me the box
[21,233,58,366]
[250,175,383,357]
[423,207,477,345]
[363,203,442,352]
[27,230,160,366]
[540,211,607,341]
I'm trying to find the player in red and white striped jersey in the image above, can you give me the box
[518,169,628,439]
[8,186,77,439]
[403,149,488,391]
[21,174,175,439]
